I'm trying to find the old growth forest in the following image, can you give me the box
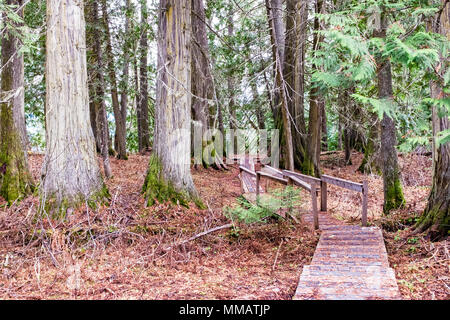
[0,0,448,300]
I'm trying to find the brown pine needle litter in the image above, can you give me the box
[0,152,447,300]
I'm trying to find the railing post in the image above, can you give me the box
[256,172,260,204]
[311,181,319,230]
[362,180,368,227]
[320,180,327,212]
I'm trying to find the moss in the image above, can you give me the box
[142,154,191,208]
[39,182,110,220]
[301,157,315,176]
[383,177,406,214]
[416,204,449,238]
[0,103,34,205]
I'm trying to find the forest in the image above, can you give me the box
[0,0,448,300]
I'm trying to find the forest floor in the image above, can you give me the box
[0,151,448,300]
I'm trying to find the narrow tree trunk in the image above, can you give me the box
[375,10,405,214]
[119,0,131,150]
[41,0,108,214]
[138,0,150,153]
[0,0,34,204]
[143,0,202,208]
[101,0,128,159]
[321,102,328,151]
[358,113,381,173]
[416,0,449,238]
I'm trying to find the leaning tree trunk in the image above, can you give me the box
[416,0,449,239]
[41,0,108,214]
[143,0,202,208]
[375,10,405,214]
[0,0,34,204]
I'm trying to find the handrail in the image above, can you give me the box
[239,166,257,176]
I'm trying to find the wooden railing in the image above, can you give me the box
[255,165,368,229]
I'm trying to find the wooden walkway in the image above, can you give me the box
[294,214,401,300]
[235,156,401,300]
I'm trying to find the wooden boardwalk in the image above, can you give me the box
[294,214,401,300]
[235,155,401,300]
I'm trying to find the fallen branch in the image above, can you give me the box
[164,223,233,251]
[272,239,284,271]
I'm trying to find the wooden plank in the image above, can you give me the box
[239,166,257,176]
[362,180,368,227]
[321,174,363,193]
[257,171,288,185]
[311,181,319,230]
[282,170,321,184]
[320,181,327,212]
[287,175,312,192]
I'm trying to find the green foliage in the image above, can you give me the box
[224,186,301,224]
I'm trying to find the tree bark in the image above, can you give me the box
[41,0,108,213]
[0,0,34,204]
[86,0,112,178]
[285,0,307,168]
[266,0,294,171]
[138,0,150,153]
[101,0,128,159]
[416,0,449,238]
[375,10,405,214]
[143,0,202,207]
[302,0,323,177]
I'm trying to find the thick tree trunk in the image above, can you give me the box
[303,0,323,177]
[101,0,127,160]
[375,11,405,214]
[285,0,307,168]
[143,0,202,207]
[266,0,294,171]
[416,0,449,238]
[41,0,108,214]
[138,0,150,153]
[0,0,34,204]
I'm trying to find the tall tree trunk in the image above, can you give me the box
[226,5,237,156]
[303,0,323,177]
[375,10,405,214]
[86,0,112,178]
[416,0,449,238]
[0,0,34,204]
[285,0,307,168]
[143,0,202,207]
[321,102,328,151]
[120,0,131,151]
[41,0,108,213]
[266,0,294,171]
[138,0,150,153]
[101,0,128,159]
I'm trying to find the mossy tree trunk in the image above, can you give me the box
[0,0,34,204]
[302,0,323,177]
[191,0,224,169]
[41,0,109,214]
[143,0,201,207]
[375,10,405,214]
[416,0,449,239]
[358,113,381,174]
